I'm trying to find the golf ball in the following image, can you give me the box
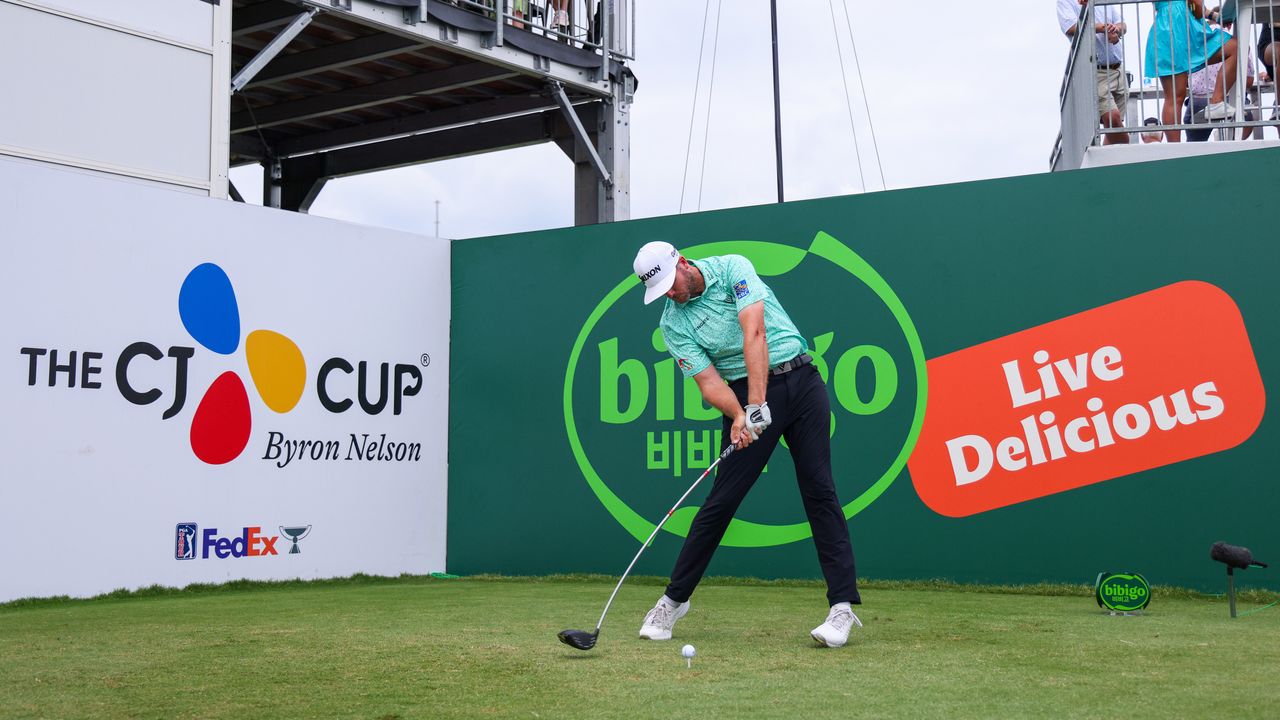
[681,644,696,659]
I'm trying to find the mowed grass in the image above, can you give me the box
[1,576,1278,719]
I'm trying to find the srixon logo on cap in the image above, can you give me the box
[909,281,1265,517]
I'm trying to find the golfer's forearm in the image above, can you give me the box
[696,372,745,421]
[744,337,768,406]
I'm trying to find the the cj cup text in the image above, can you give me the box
[909,282,1265,517]
[18,345,422,418]
[945,344,1221,486]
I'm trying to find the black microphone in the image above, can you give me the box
[1210,541,1268,570]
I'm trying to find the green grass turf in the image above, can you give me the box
[2,575,1278,719]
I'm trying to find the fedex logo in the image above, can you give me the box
[199,526,279,559]
[174,524,311,559]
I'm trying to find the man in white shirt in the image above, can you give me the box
[1057,0,1131,144]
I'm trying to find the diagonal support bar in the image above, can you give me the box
[231,8,321,93]
[550,81,611,187]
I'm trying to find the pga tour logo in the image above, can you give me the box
[174,523,312,560]
[175,523,198,560]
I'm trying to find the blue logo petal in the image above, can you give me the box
[179,263,240,355]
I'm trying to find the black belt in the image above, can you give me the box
[770,353,812,376]
[1098,62,1123,69]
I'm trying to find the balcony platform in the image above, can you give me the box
[1081,139,1280,169]
[231,0,633,222]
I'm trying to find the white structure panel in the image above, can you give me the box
[0,2,213,186]
[0,157,450,602]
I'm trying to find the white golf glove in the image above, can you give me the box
[744,402,771,440]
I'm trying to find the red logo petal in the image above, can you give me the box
[190,372,252,464]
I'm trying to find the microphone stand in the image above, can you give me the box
[1227,566,1237,619]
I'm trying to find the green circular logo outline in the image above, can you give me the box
[563,231,928,547]
[1098,573,1151,612]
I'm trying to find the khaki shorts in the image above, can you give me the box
[1096,66,1128,116]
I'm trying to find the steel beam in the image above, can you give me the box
[299,110,560,179]
[230,62,518,132]
[274,93,557,156]
[291,0,608,97]
[242,33,427,89]
[565,69,632,225]
[233,2,305,36]
[278,153,330,212]
[232,8,321,93]
[550,81,609,186]
[229,131,269,162]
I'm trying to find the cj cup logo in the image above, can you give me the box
[179,263,306,464]
[564,232,928,547]
[19,261,425,467]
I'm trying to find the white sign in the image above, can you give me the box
[0,158,450,601]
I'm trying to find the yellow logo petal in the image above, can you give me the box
[246,330,306,413]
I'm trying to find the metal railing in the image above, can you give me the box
[1052,0,1280,170]
[451,0,634,59]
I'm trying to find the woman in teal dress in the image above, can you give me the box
[1144,0,1240,141]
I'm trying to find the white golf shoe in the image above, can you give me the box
[639,595,689,640]
[810,602,862,648]
[1202,101,1236,120]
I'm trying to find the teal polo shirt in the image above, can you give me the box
[659,254,807,382]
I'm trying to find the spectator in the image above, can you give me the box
[552,0,570,31]
[1254,12,1277,140]
[1185,18,1257,142]
[1144,0,1241,142]
[1254,13,1279,86]
[1057,0,1131,144]
[1141,117,1164,143]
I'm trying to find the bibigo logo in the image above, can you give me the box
[563,232,928,547]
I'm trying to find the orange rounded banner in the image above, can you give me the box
[908,281,1265,517]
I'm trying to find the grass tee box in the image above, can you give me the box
[2,576,1278,719]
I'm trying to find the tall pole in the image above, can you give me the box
[769,0,784,203]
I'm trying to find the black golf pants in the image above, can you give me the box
[664,363,860,607]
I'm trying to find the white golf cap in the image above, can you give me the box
[633,241,680,304]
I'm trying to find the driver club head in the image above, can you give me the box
[558,628,599,651]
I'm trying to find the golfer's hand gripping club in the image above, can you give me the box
[744,402,771,440]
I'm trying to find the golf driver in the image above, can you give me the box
[558,444,736,650]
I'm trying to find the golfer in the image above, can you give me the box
[631,241,862,648]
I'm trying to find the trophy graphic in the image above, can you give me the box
[279,525,312,554]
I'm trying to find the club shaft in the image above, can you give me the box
[594,448,732,631]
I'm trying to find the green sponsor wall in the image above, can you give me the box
[450,148,1280,592]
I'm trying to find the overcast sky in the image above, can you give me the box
[230,0,1073,239]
